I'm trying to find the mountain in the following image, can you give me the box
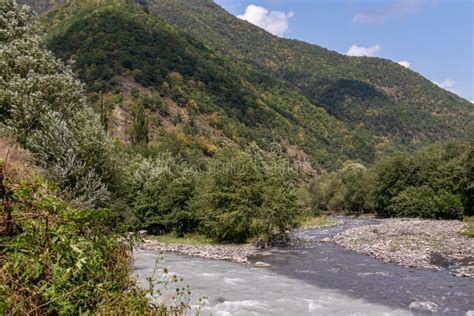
[16,0,473,171]
[146,0,472,145]
[24,0,381,171]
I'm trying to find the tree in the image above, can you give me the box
[309,161,370,213]
[464,124,474,215]
[129,154,197,235]
[194,144,300,243]
[387,186,438,218]
[368,142,470,218]
[130,101,149,145]
[0,1,85,141]
[0,1,114,208]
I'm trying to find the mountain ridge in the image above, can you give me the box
[16,0,473,170]
[32,0,381,171]
[145,0,472,144]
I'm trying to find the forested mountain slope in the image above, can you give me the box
[18,0,382,170]
[146,0,472,145]
[16,0,472,169]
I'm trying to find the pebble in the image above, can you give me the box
[409,301,439,313]
[141,241,258,264]
[333,218,474,278]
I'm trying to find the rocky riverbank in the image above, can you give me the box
[140,239,259,263]
[333,218,474,278]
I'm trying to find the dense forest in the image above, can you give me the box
[148,0,472,146]
[2,0,473,314]
[38,0,381,171]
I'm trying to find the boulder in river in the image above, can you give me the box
[254,261,272,268]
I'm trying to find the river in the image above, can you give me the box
[133,218,474,315]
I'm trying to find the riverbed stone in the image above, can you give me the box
[141,240,258,263]
[254,261,272,268]
[409,301,438,313]
[333,218,474,278]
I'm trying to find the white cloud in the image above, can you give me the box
[470,100,474,104]
[346,44,381,57]
[433,78,456,93]
[353,0,421,24]
[238,4,294,36]
[398,60,411,68]
[434,78,454,89]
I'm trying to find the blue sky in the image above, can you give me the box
[215,0,474,102]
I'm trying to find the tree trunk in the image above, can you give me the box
[0,165,13,236]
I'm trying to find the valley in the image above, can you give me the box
[1,0,473,314]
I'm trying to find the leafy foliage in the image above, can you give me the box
[310,161,370,213]
[122,144,302,243]
[127,154,197,236]
[311,140,472,219]
[1,1,115,208]
[130,100,149,145]
[194,144,301,243]
[0,175,152,314]
[370,141,470,217]
[387,186,463,219]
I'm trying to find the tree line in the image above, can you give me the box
[310,139,473,218]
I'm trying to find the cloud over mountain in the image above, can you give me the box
[346,44,381,57]
[238,4,293,36]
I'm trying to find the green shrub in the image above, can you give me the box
[0,176,152,314]
[434,191,464,220]
[130,100,149,145]
[309,161,370,214]
[387,186,437,218]
[1,1,115,208]
[388,187,464,219]
[129,154,197,235]
[370,142,470,218]
[142,95,169,115]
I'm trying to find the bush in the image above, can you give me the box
[26,108,114,208]
[387,186,437,218]
[309,161,370,214]
[130,100,149,145]
[129,154,197,235]
[1,2,115,209]
[434,191,464,220]
[388,187,464,219]
[0,175,152,314]
[370,142,470,218]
